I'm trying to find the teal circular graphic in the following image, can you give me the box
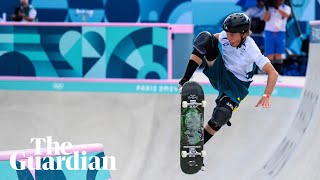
[137,63,167,79]
[146,71,160,79]
[105,0,140,22]
[60,30,106,57]
[59,30,82,57]
[59,30,105,76]
[0,52,35,76]
[82,31,105,75]
[83,31,105,56]
[160,0,189,22]
[58,30,82,76]
[139,0,190,22]
[148,11,159,22]
[107,28,168,79]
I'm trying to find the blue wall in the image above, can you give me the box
[1,0,319,23]
[0,0,240,25]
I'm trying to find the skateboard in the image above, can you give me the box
[180,81,206,174]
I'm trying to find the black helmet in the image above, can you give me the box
[222,13,251,33]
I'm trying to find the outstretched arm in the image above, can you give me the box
[255,62,279,108]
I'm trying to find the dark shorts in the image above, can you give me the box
[203,53,252,107]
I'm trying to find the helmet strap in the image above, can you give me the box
[237,33,245,49]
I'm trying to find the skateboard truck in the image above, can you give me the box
[181,147,206,158]
[182,100,207,108]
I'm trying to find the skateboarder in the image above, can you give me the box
[178,12,278,159]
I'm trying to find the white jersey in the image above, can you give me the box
[264,4,291,32]
[218,31,270,82]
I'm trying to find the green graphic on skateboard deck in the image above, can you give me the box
[180,81,206,174]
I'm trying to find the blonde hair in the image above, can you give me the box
[243,31,251,37]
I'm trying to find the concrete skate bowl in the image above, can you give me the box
[0,90,301,180]
[0,73,314,180]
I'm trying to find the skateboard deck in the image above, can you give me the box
[180,81,206,174]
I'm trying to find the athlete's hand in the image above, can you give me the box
[178,78,188,94]
[255,95,270,108]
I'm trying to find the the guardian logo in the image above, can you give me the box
[9,136,117,171]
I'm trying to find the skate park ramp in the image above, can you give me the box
[0,87,303,180]
[0,23,319,180]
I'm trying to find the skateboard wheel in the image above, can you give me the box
[201,150,206,157]
[201,101,207,107]
[181,151,188,158]
[182,101,188,108]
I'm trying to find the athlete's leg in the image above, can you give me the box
[204,96,236,144]
[274,54,283,74]
[264,30,275,61]
[206,59,216,68]
[273,32,286,75]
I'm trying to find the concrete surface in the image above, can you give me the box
[0,89,313,180]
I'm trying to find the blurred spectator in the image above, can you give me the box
[263,0,291,75]
[245,0,266,74]
[11,0,37,22]
[245,0,265,34]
